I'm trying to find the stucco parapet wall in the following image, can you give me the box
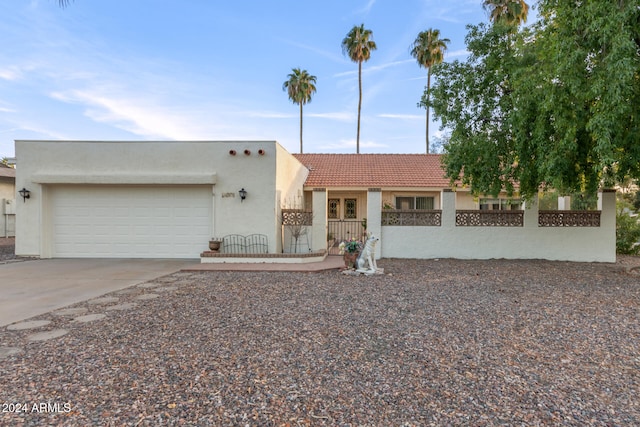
[30,174,217,185]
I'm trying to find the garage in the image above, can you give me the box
[50,185,212,258]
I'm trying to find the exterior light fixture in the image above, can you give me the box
[19,188,30,202]
[239,188,247,202]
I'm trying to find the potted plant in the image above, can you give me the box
[208,237,223,252]
[339,238,363,269]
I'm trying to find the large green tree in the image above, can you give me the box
[341,24,377,154]
[430,23,524,196]
[411,28,450,153]
[431,0,640,201]
[282,68,317,154]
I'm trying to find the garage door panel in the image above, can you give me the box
[52,185,211,258]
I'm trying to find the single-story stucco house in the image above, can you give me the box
[14,140,616,262]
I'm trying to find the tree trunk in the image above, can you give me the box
[426,67,432,154]
[357,60,362,154]
[299,102,303,154]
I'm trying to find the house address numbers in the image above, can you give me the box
[221,192,236,198]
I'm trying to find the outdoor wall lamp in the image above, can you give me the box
[239,188,247,202]
[19,188,30,202]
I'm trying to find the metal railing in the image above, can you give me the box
[222,234,269,254]
[327,220,365,255]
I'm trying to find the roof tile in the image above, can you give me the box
[293,154,450,188]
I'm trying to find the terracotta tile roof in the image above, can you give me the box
[0,165,15,179]
[293,154,450,188]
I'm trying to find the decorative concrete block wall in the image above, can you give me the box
[380,189,616,262]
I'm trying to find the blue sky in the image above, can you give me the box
[1,0,511,157]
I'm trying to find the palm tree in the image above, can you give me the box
[410,28,450,153]
[282,68,317,154]
[341,24,377,154]
[483,0,529,26]
[58,0,72,7]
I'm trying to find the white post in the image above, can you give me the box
[366,188,382,259]
[558,195,571,210]
[524,193,539,229]
[211,185,216,239]
[441,189,456,228]
[311,188,328,253]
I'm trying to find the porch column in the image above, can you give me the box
[367,188,382,259]
[311,188,328,253]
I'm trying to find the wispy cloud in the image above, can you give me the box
[50,89,215,140]
[378,113,422,120]
[0,66,25,81]
[277,38,344,64]
[356,0,376,15]
[309,112,354,122]
[333,59,413,78]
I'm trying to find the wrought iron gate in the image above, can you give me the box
[327,220,365,255]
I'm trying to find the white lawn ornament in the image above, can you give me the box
[356,234,380,275]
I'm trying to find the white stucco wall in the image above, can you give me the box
[275,144,310,253]
[380,190,616,262]
[15,140,304,258]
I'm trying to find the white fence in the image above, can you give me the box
[376,190,616,262]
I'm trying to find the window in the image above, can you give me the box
[479,198,522,210]
[328,199,339,219]
[344,199,357,219]
[395,196,434,210]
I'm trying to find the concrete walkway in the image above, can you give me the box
[0,259,198,327]
[182,255,345,272]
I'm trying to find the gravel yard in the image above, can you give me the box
[1,256,639,426]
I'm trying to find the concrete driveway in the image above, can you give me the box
[0,259,198,327]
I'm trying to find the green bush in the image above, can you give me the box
[616,201,640,255]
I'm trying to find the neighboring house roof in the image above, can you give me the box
[293,153,450,188]
[0,165,16,179]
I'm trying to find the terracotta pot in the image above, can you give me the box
[209,240,222,252]
[343,251,360,269]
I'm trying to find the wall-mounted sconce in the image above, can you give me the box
[244,149,251,156]
[239,188,247,202]
[229,149,237,156]
[19,188,31,202]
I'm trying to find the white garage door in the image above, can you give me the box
[51,185,211,258]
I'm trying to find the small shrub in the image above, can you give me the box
[616,202,640,255]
